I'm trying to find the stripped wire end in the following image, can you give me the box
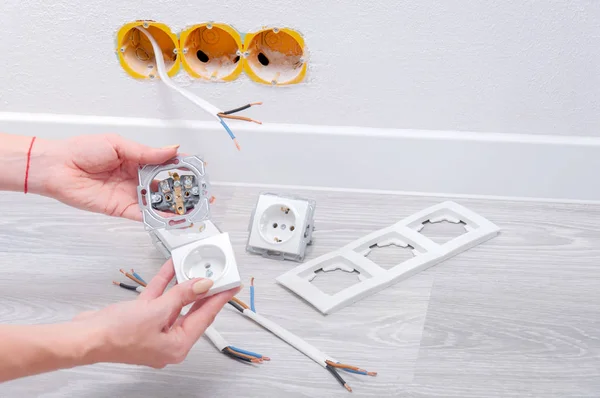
[218,113,263,125]
[325,360,377,377]
[234,138,241,151]
[225,347,265,363]
[119,268,147,287]
[326,364,352,393]
[221,102,263,115]
[130,269,147,285]
[250,277,256,312]
[112,281,120,286]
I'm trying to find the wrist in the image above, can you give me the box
[0,134,61,196]
[54,321,108,368]
[26,137,63,197]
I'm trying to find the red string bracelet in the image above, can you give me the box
[24,136,36,194]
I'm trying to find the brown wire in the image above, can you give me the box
[325,360,377,376]
[120,269,147,287]
[225,347,262,363]
[230,296,249,310]
[218,113,262,125]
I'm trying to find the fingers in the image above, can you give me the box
[178,286,242,346]
[118,202,143,222]
[150,179,160,192]
[138,259,175,300]
[106,134,179,165]
[156,278,214,314]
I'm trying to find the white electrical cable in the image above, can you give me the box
[204,326,229,351]
[135,27,223,119]
[242,309,334,367]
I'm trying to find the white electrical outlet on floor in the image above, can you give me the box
[246,193,316,262]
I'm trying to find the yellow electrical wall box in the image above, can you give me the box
[243,27,307,86]
[114,22,307,85]
[180,23,243,82]
[115,21,180,79]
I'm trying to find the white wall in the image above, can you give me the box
[1,0,598,136]
[2,0,600,201]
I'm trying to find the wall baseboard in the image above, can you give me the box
[1,111,599,202]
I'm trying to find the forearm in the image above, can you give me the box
[0,322,104,382]
[0,133,58,195]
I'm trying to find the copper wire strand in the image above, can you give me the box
[119,269,147,287]
[218,113,262,125]
[251,277,255,286]
[230,296,250,310]
[325,360,377,376]
[225,347,263,363]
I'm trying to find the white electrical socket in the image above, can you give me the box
[171,232,241,298]
[150,220,222,258]
[246,193,316,262]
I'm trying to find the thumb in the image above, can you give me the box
[106,134,179,165]
[156,278,214,319]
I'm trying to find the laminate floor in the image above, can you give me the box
[1,186,599,397]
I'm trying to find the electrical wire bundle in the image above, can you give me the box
[135,26,262,151]
[228,279,377,392]
[113,268,147,292]
[204,326,270,364]
[111,270,269,364]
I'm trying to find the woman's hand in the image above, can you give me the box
[30,133,179,221]
[75,259,240,368]
[0,260,241,382]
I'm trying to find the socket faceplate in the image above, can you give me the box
[246,193,315,262]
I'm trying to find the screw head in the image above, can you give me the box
[271,80,277,85]
[243,51,250,57]
[273,28,280,33]
[183,48,188,54]
[207,23,213,29]
[173,48,178,54]
[143,22,149,28]
[149,74,155,79]
[120,47,125,53]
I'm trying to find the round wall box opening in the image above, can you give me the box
[180,23,243,81]
[182,244,227,282]
[116,21,180,79]
[244,27,307,85]
[258,204,298,244]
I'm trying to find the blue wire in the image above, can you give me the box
[132,272,146,285]
[250,285,256,312]
[229,346,263,359]
[340,368,368,376]
[219,118,236,140]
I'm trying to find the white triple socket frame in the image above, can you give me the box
[246,193,316,262]
[276,201,500,314]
